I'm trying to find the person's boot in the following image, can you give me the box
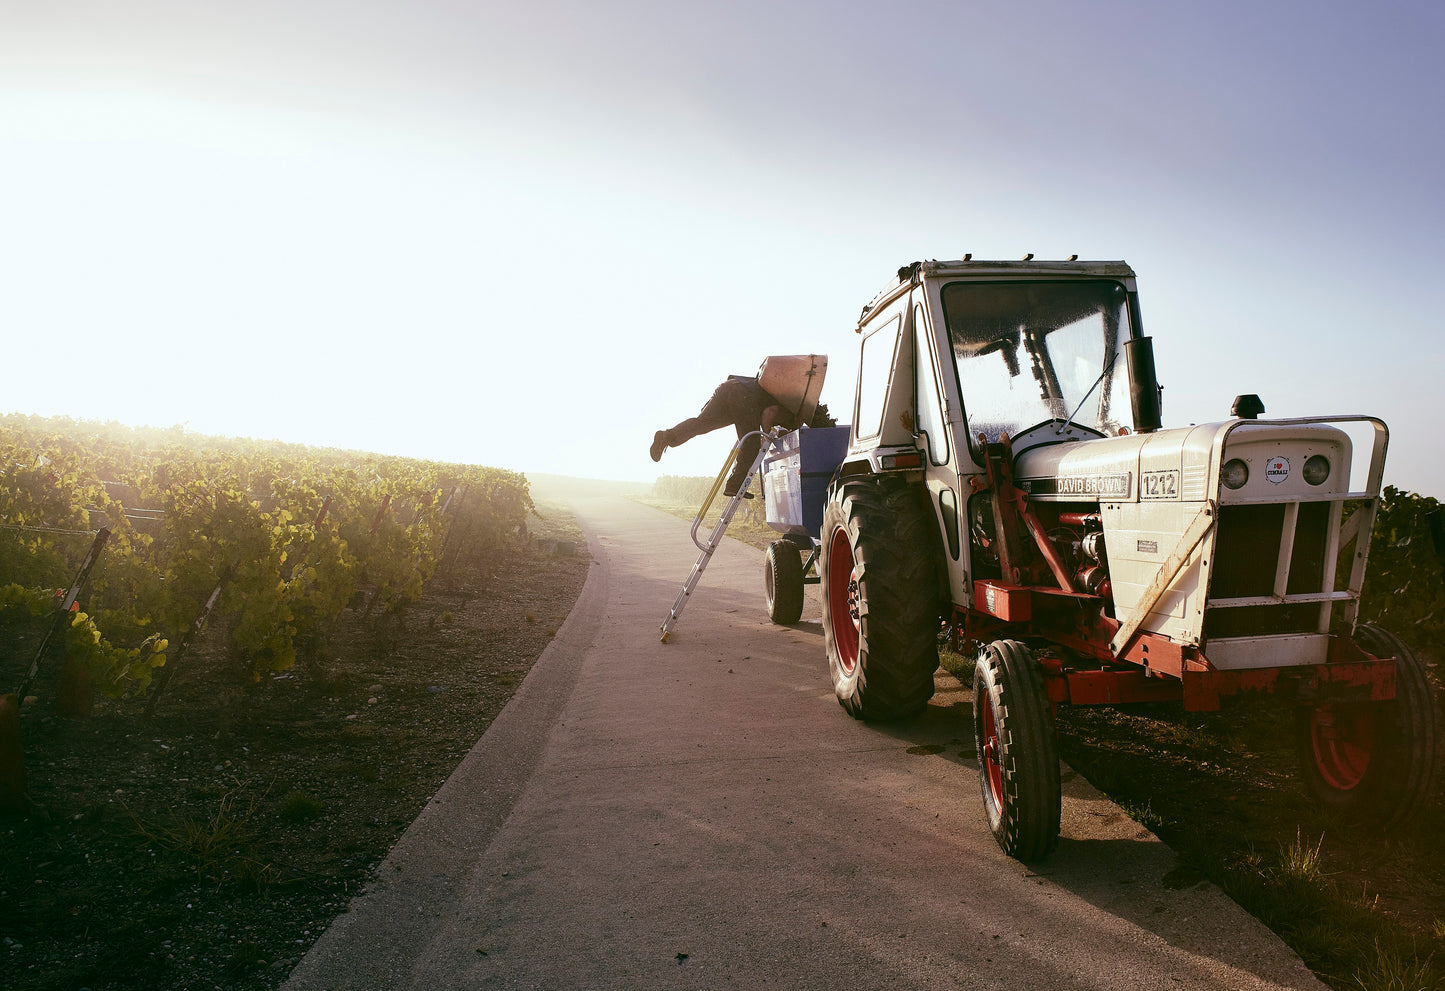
[722,473,754,499]
[650,430,669,462]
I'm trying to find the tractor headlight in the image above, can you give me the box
[1303,455,1331,486]
[1222,459,1249,490]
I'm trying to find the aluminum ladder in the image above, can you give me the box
[659,430,775,643]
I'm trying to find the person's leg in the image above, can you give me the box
[724,424,762,496]
[653,380,748,458]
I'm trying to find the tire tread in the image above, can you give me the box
[974,640,1061,861]
[822,479,941,720]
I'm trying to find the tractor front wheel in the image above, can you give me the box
[973,640,1061,861]
[1294,624,1438,828]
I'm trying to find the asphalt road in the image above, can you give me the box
[284,490,1324,990]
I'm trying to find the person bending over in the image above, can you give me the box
[651,374,831,498]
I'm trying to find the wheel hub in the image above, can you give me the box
[1308,703,1374,791]
[826,527,862,675]
[980,695,1004,808]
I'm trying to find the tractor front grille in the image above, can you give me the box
[1203,501,1332,639]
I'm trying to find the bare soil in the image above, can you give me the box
[1054,688,1445,926]
[1051,679,1445,985]
[1,501,590,991]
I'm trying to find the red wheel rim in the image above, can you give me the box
[980,691,1004,811]
[1308,704,1374,791]
[826,527,860,674]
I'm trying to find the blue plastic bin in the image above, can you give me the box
[762,426,850,540]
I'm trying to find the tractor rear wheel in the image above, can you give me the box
[973,640,1061,861]
[1294,624,1438,828]
[820,479,940,720]
[764,540,805,625]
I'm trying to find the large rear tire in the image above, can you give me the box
[1294,624,1438,828]
[973,640,1061,861]
[764,539,805,626]
[820,479,941,720]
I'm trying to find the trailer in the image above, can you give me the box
[758,425,850,625]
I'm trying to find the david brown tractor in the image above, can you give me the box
[797,257,1436,861]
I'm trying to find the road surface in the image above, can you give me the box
[286,489,1323,990]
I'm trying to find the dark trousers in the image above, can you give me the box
[664,379,773,492]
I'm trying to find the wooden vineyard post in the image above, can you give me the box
[144,570,230,719]
[359,493,393,620]
[370,493,391,535]
[438,485,471,575]
[15,527,111,703]
[4,526,109,809]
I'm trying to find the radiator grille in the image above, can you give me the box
[1203,501,1331,638]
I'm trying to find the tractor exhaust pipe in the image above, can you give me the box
[1125,336,1162,434]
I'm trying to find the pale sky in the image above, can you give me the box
[3,1,1442,496]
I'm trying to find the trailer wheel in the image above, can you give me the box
[973,640,1061,861]
[820,479,940,720]
[764,540,805,626]
[1294,624,1438,828]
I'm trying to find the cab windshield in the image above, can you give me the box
[942,280,1133,444]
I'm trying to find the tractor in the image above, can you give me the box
[801,257,1436,861]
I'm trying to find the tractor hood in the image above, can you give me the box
[1012,419,1357,504]
[1013,423,1224,504]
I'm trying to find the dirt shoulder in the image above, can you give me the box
[1051,684,1445,986]
[1,497,591,991]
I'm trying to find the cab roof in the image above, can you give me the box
[858,258,1137,327]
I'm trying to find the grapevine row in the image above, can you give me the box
[0,414,534,698]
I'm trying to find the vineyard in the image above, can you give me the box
[1355,485,1445,650]
[0,413,534,712]
[1,414,585,991]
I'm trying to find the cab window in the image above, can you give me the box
[914,304,949,465]
[855,314,902,441]
[944,280,1133,446]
